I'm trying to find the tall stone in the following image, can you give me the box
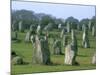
[58,24,62,30]
[67,21,71,33]
[36,25,41,35]
[71,29,78,51]
[92,53,96,64]
[24,31,31,42]
[88,20,92,31]
[12,31,18,40]
[64,29,78,65]
[12,21,16,31]
[32,35,51,64]
[60,29,64,39]
[53,39,62,55]
[18,21,24,32]
[92,25,96,37]
[12,56,24,65]
[82,25,90,48]
[30,25,34,32]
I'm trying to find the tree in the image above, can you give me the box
[65,16,79,29]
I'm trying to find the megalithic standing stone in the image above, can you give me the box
[64,29,78,65]
[60,29,64,39]
[67,21,71,33]
[32,35,51,65]
[92,25,96,37]
[36,25,41,35]
[12,31,18,40]
[71,29,78,51]
[30,25,34,32]
[53,39,62,55]
[88,20,92,31]
[12,21,16,31]
[58,24,61,29]
[18,21,24,32]
[24,31,31,42]
[82,24,90,48]
[92,53,96,64]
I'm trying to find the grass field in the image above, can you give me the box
[11,30,96,75]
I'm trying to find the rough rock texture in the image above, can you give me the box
[92,25,96,37]
[64,29,78,65]
[36,25,41,35]
[88,20,92,31]
[32,35,51,65]
[12,56,23,65]
[67,21,71,33]
[53,39,62,55]
[65,44,75,65]
[24,31,31,42]
[82,25,90,48]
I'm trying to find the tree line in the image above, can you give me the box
[11,9,96,31]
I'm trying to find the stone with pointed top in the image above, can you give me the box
[64,29,78,65]
[32,35,51,64]
[82,25,90,48]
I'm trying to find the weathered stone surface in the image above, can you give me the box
[88,20,92,31]
[30,25,34,32]
[44,23,53,31]
[58,24,62,29]
[64,44,77,65]
[71,29,78,51]
[92,25,96,37]
[53,39,62,55]
[64,29,78,65]
[12,56,23,65]
[24,31,31,42]
[36,25,41,34]
[82,25,90,48]
[32,35,51,64]
[67,21,71,33]
[60,29,64,39]
[92,53,96,64]
[12,21,16,31]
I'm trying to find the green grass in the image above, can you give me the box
[11,30,96,75]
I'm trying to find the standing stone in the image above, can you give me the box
[88,20,92,31]
[71,29,78,51]
[12,56,24,65]
[36,25,41,35]
[60,29,64,39]
[12,21,16,31]
[53,39,62,55]
[82,25,90,48]
[12,31,18,40]
[30,25,34,32]
[58,24,62,29]
[24,31,31,42]
[32,35,51,64]
[92,53,96,64]
[77,24,82,31]
[92,25,96,37]
[67,21,71,33]
[64,29,78,65]
[82,24,86,31]
[18,21,24,32]
[44,23,53,31]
